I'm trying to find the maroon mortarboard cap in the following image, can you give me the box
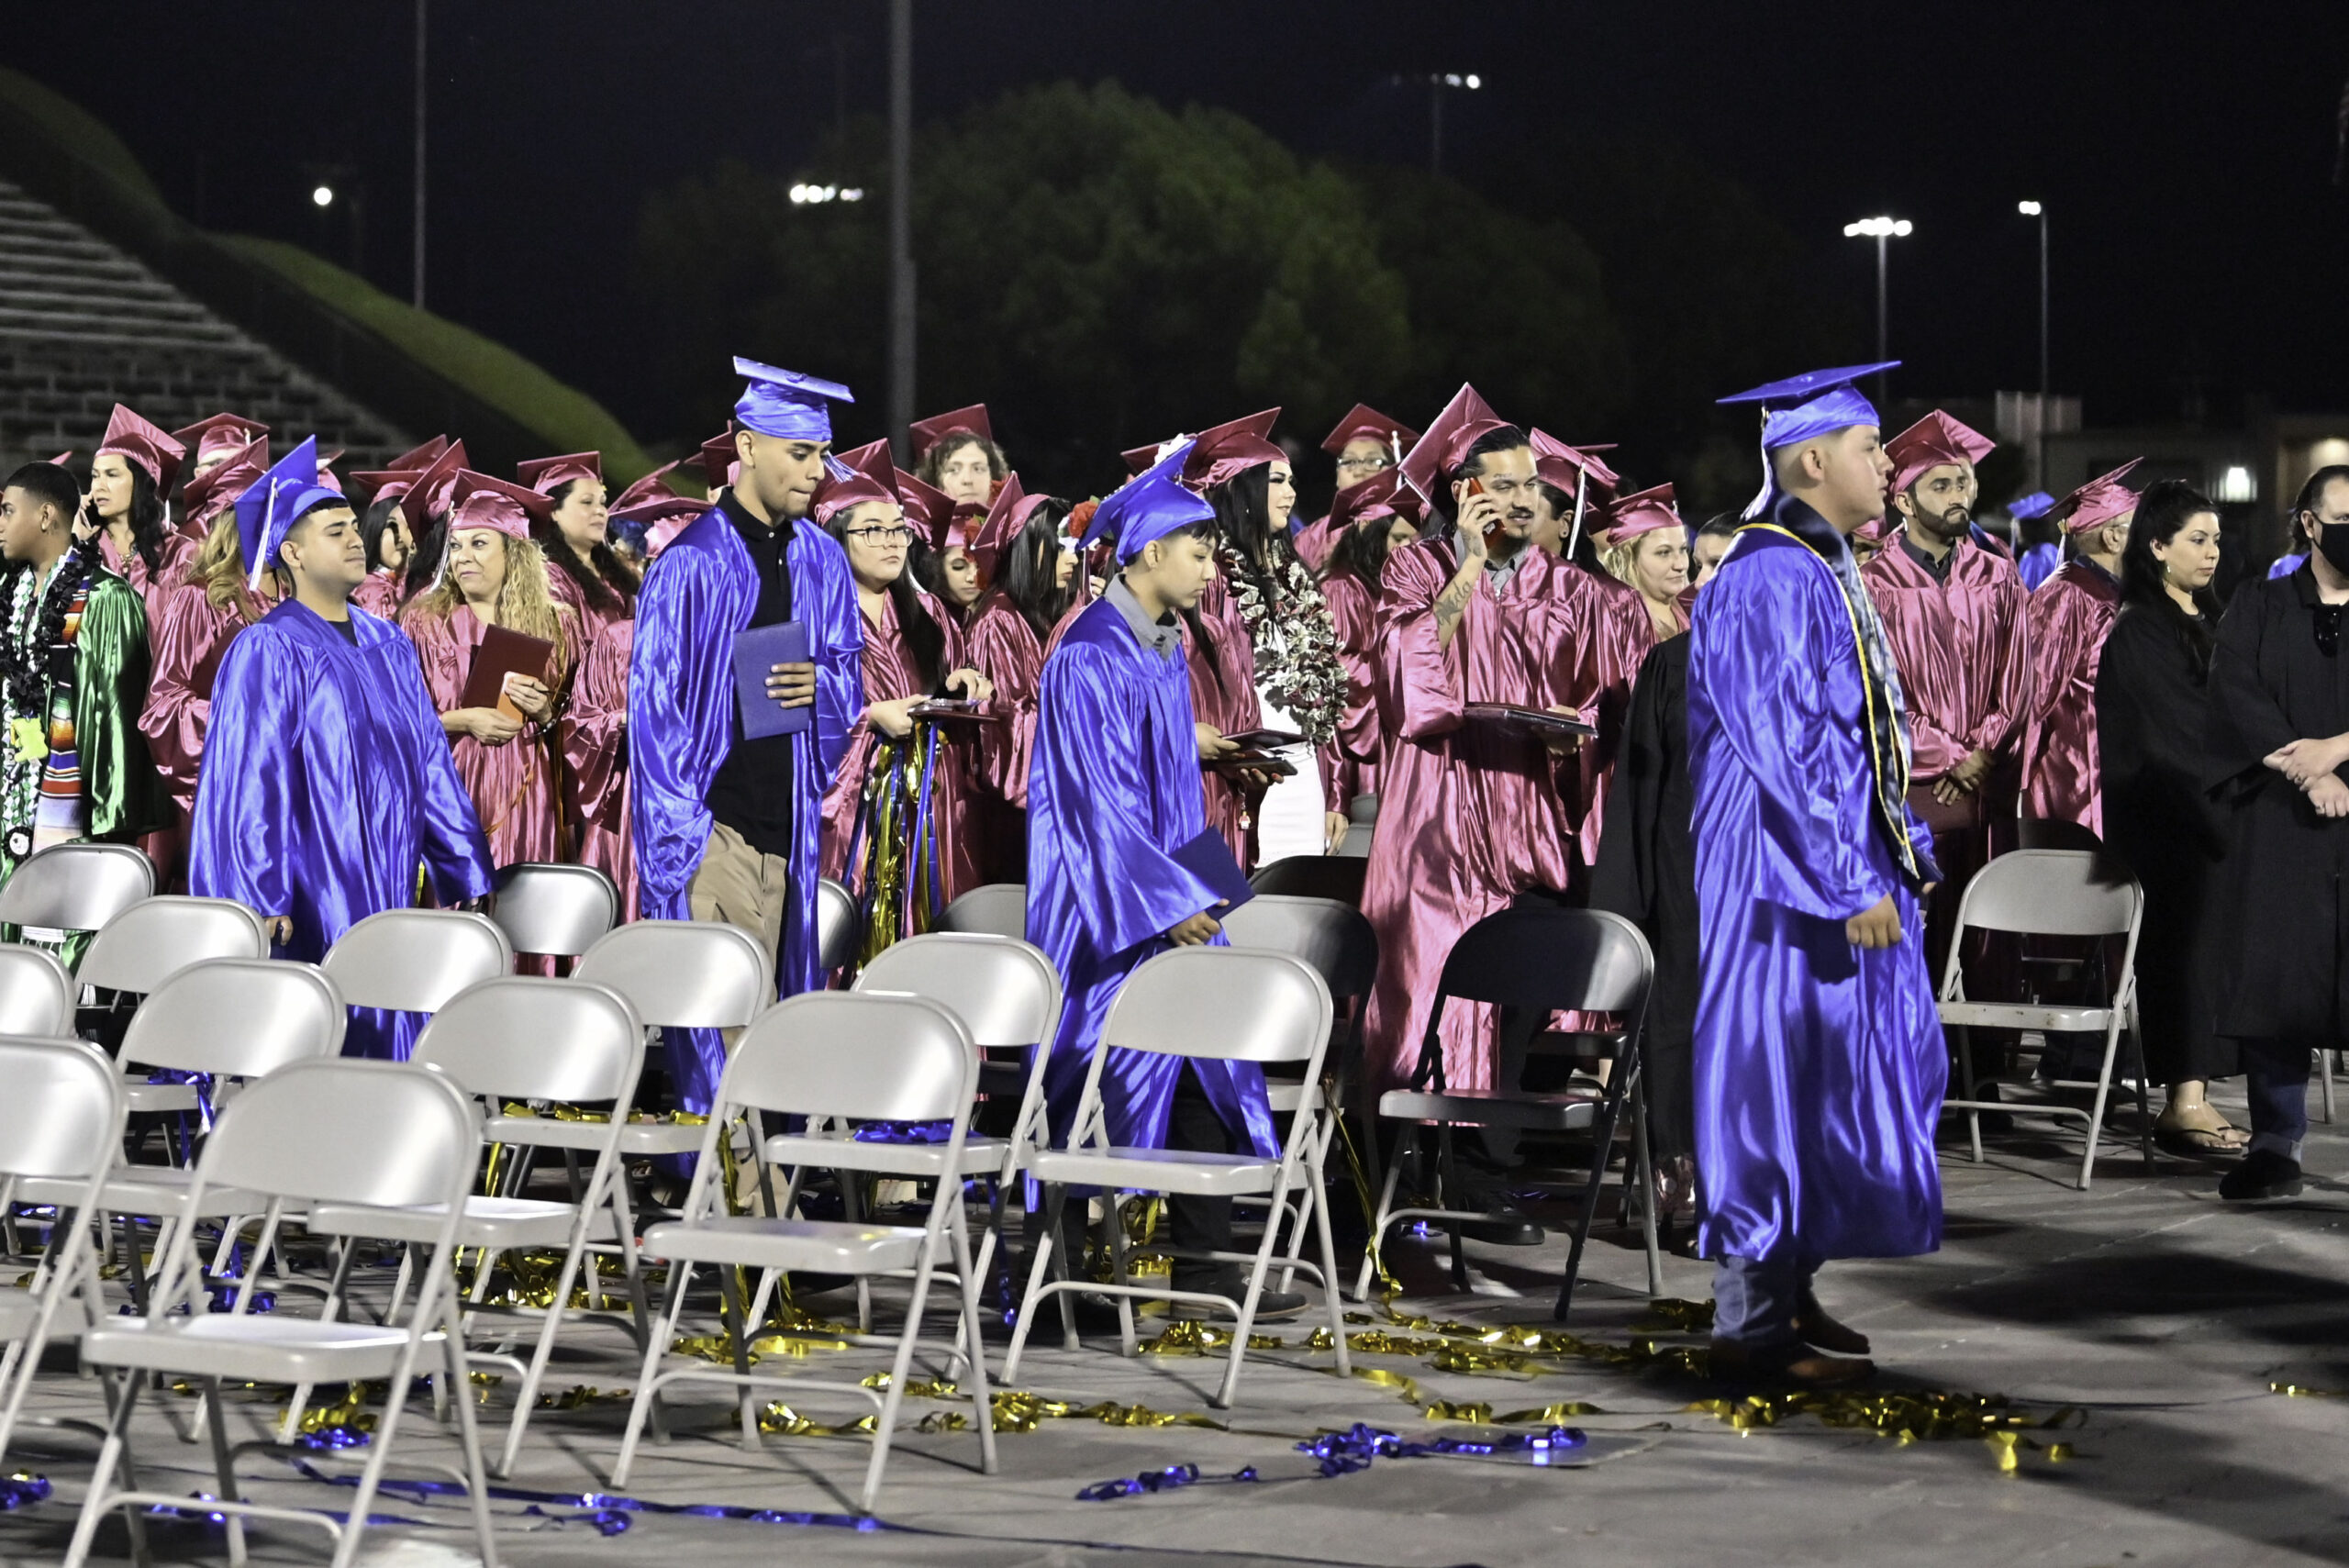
[2045,459,2145,536]
[397,439,471,529]
[1319,403,1419,457]
[516,451,602,497]
[1853,514,1898,545]
[907,404,992,462]
[349,437,449,503]
[811,439,901,527]
[609,459,685,514]
[698,430,740,490]
[1120,439,1169,476]
[316,450,346,496]
[170,413,271,471]
[1596,483,1682,549]
[1528,428,1621,505]
[1399,384,1511,506]
[1885,409,1997,495]
[607,460,713,562]
[970,472,1054,584]
[896,466,966,549]
[95,404,187,493]
[1326,469,1425,533]
[180,434,270,535]
[48,451,72,467]
[387,436,450,473]
[445,469,554,542]
[1182,408,1284,492]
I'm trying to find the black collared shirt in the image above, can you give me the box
[1899,533,1958,584]
[704,491,798,859]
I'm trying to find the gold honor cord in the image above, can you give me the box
[1737,525,1920,884]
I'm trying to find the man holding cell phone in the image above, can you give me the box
[629,356,864,1118]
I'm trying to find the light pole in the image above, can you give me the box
[887,0,915,462]
[1842,215,1912,404]
[1408,72,1481,175]
[2019,200,2049,487]
[412,0,427,309]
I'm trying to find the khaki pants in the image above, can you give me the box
[687,821,792,1210]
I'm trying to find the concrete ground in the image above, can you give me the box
[2,1079,2344,1567]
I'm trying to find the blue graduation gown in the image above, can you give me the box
[1026,596,1276,1156]
[1687,502,1945,1265]
[629,506,861,1112]
[190,600,494,1060]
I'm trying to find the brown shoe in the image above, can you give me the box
[1793,1297,1871,1356]
[1708,1338,1876,1387]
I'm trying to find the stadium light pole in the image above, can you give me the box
[1842,215,1912,404]
[413,0,427,309]
[2019,200,2050,486]
[1425,72,1482,175]
[887,0,916,463]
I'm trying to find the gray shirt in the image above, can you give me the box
[1108,575,1184,657]
[1453,527,1527,593]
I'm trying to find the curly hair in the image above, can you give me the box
[406,532,573,678]
[914,429,1007,492]
[189,509,270,619]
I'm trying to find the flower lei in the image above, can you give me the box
[1217,539,1346,747]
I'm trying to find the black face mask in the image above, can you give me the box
[2319,520,2349,575]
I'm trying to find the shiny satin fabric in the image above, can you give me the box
[549,562,630,642]
[54,571,171,851]
[2020,560,2120,835]
[1183,575,1264,868]
[1026,595,1276,1159]
[401,602,573,870]
[99,530,194,622]
[1859,535,2033,781]
[565,615,636,920]
[1688,522,1945,1264]
[629,507,862,1112]
[818,584,981,907]
[1563,566,1661,873]
[138,576,272,820]
[963,590,1045,885]
[1359,540,1583,1095]
[189,601,493,1059]
[351,568,405,620]
[1314,568,1382,815]
[1294,514,1339,573]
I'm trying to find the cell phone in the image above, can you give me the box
[1465,475,1505,548]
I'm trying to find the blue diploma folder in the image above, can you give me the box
[732,620,812,740]
[1172,828,1255,915]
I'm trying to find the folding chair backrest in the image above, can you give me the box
[489,862,620,959]
[1434,906,1653,1016]
[1102,947,1332,1064]
[1248,855,1367,907]
[722,992,975,1123]
[0,1036,122,1182]
[854,931,1061,1048]
[938,883,1027,940]
[0,946,74,1037]
[76,896,270,995]
[195,1057,479,1208]
[1958,850,2139,938]
[322,908,513,1012]
[816,877,861,972]
[119,959,347,1076]
[1219,895,1377,1004]
[0,842,153,932]
[575,919,773,1031]
[412,977,643,1105]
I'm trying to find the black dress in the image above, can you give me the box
[2200,567,2349,1043]
[2095,601,2235,1083]
[1591,634,1696,1160]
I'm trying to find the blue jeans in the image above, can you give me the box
[1712,1253,1817,1348]
[2240,1038,2321,1161]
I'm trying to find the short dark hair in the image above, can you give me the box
[2292,464,2349,549]
[1456,426,1531,481]
[3,462,78,522]
[1697,510,1742,541]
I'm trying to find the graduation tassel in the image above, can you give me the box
[1564,469,1588,561]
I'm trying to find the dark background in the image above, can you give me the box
[15,1,2349,495]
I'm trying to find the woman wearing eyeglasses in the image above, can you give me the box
[959,476,1076,887]
[814,446,994,951]
[1296,405,1418,571]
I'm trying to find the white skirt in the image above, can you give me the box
[1252,690,1324,866]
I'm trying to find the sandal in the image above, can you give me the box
[2154,1121,2249,1160]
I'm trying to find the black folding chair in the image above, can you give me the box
[1249,855,1367,907]
[1356,906,1660,1321]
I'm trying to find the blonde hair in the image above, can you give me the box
[404,532,573,679]
[190,509,267,619]
[1598,537,1642,591]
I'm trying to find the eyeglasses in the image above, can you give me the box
[842,525,914,544]
[1335,454,1392,474]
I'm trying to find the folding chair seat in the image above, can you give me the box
[1358,906,1661,1321]
[613,990,995,1512]
[74,896,271,1118]
[1003,946,1353,1409]
[938,883,1028,940]
[571,918,774,1159]
[302,975,649,1476]
[1938,849,2149,1189]
[62,1059,495,1568]
[488,862,620,962]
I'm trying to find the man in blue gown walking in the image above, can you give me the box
[1689,363,1947,1385]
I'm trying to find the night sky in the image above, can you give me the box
[15,1,2349,456]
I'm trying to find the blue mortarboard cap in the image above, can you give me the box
[2008,491,2055,520]
[731,357,853,442]
[235,436,343,590]
[1086,441,1214,561]
[1717,361,1898,517]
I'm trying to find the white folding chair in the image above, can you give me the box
[1003,947,1353,1409]
[817,875,862,973]
[62,1059,495,1568]
[17,960,347,1313]
[573,918,774,1162]
[488,862,620,962]
[938,883,1027,940]
[0,840,154,941]
[302,976,649,1476]
[613,991,996,1512]
[1218,895,1377,1291]
[75,896,271,1129]
[0,1036,126,1461]
[0,945,74,1037]
[832,931,1063,1332]
[1938,849,2149,1190]
[321,906,514,1019]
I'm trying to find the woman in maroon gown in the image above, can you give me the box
[2021,462,2143,834]
[519,452,637,639]
[399,471,577,873]
[1315,471,1423,840]
[83,403,191,616]
[961,477,1076,885]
